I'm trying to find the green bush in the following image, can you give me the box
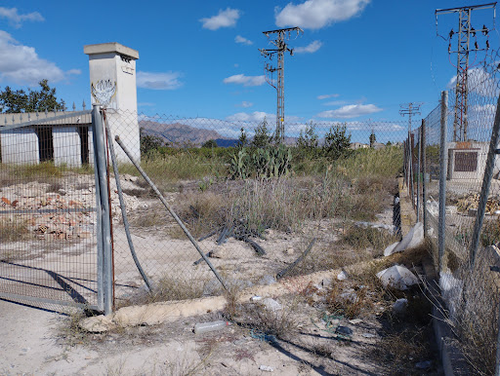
[229,145,292,180]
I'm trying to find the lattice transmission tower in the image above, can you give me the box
[259,27,303,143]
[436,3,496,142]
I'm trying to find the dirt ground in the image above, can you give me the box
[0,260,444,376]
[0,175,446,375]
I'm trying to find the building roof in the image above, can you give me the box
[84,42,139,60]
[0,110,92,129]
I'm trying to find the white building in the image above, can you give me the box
[0,42,140,166]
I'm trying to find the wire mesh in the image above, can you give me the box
[447,50,500,373]
[104,110,408,308]
[410,49,500,373]
[0,110,98,310]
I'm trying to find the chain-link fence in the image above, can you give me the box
[102,110,409,310]
[405,49,500,373]
[0,110,99,310]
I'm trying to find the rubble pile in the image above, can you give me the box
[0,179,146,241]
[457,192,500,215]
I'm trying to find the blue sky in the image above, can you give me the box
[0,0,498,142]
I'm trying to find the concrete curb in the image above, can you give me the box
[80,269,339,332]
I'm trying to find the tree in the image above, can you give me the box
[0,79,66,113]
[296,122,319,157]
[369,130,376,148]
[201,139,218,148]
[237,127,248,148]
[323,123,352,160]
[251,117,271,149]
[140,128,167,155]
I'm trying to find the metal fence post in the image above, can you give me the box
[91,105,113,315]
[469,92,500,270]
[416,126,422,222]
[422,119,428,238]
[438,91,448,272]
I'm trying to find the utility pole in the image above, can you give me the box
[400,103,422,192]
[436,3,496,142]
[400,103,422,134]
[259,27,303,143]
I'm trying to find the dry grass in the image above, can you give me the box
[118,154,227,188]
[339,146,403,180]
[372,326,436,375]
[149,277,205,302]
[226,297,300,340]
[0,218,30,243]
[341,225,399,253]
[174,173,397,241]
[448,249,500,375]
[118,277,205,307]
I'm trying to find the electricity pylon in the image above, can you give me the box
[436,3,496,142]
[259,27,303,143]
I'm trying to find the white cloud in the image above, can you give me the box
[200,8,240,30]
[235,35,253,45]
[294,40,323,54]
[136,71,183,90]
[470,104,496,113]
[0,31,76,85]
[223,74,266,86]
[318,103,382,118]
[225,112,302,126]
[0,7,44,28]
[67,69,81,75]
[226,111,273,122]
[275,0,370,30]
[324,100,347,106]
[237,101,254,108]
[310,120,404,133]
[448,67,499,97]
[317,93,339,100]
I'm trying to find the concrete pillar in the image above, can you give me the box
[84,42,140,162]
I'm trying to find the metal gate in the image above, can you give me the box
[0,109,102,311]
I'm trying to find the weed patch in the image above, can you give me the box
[0,218,30,243]
[341,225,399,253]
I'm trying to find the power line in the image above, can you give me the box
[259,27,303,143]
[399,102,422,134]
[400,102,422,194]
[435,2,496,142]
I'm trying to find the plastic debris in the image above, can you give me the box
[337,270,348,281]
[194,320,229,334]
[259,298,282,312]
[259,365,274,372]
[393,298,408,314]
[376,265,419,290]
[383,242,399,257]
[386,222,424,256]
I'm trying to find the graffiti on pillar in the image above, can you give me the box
[91,79,117,106]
